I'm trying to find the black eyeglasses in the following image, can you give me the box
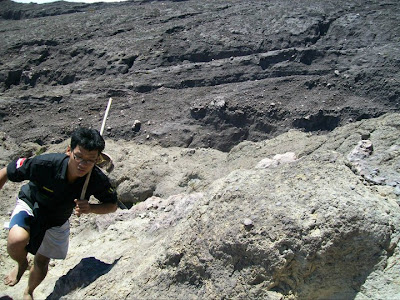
[72,152,97,166]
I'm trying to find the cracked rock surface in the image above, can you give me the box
[0,0,399,298]
[0,113,399,299]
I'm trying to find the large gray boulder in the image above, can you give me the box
[1,113,398,299]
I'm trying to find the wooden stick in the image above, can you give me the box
[80,98,113,201]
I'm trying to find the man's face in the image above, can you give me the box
[67,145,99,179]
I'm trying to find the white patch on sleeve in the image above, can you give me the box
[16,158,27,169]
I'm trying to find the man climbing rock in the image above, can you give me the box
[1,127,118,300]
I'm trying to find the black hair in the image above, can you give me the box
[70,127,105,154]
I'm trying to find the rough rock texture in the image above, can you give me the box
[1,113,399,299]
[0,0,399,298]
[0,0,399,151]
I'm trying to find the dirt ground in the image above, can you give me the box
[0,0,399,152]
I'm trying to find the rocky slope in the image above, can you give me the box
[0,0,399,151]
[0,0,399,299]
[1,113,400,299]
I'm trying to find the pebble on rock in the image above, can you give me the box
[243,218,254,228]
[132,120,141,132]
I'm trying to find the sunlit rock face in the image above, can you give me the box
[1,113,399,299]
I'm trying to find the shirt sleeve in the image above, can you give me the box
[95,184,118,204]
[91,168,118,204]
[7,154,56,183]
[7,157,33,182]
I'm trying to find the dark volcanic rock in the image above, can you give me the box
[0,0,399,151]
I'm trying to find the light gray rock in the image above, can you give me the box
[255,152,297,169]
[0,113,399,300]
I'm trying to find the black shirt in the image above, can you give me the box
[7,153,117,226]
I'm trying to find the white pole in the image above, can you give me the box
[79,98,113,201]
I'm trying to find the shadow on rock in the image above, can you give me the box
[46,257,120,300]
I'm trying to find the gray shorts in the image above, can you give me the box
[8,199,70,259]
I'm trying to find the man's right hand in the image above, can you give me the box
[74,199,91,216]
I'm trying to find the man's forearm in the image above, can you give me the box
[89,202,118,214]
[0,167,8,189]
